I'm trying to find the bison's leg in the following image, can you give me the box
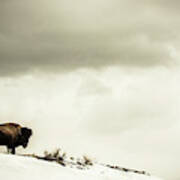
[6,147,10,154]
[11,147,16,154]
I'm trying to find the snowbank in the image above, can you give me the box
[0,154,163,180]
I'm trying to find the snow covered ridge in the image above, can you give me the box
[0,153,163,180]
[20,151,149,175]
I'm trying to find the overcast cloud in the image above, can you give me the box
[0,0,180,76]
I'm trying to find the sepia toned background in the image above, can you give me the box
[0,1,179,179]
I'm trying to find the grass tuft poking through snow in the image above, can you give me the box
[0,150,164,180]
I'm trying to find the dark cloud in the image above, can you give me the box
[0,0,179,76]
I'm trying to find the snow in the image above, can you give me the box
[0,153,163,180]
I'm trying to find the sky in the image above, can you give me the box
[0,0,179,179]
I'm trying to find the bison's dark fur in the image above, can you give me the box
[0,123,32,154]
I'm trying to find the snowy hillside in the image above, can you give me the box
[0,153,163,180]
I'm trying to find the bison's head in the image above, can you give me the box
[18,127,33,148]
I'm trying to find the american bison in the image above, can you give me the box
[0,123,32,154]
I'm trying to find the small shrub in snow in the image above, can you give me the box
[83,155,93,166]
[43,149,66,166]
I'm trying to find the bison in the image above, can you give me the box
[0,123,32,154]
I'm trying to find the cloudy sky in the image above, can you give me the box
[0,0,179,179]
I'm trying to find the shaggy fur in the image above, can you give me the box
[0,123,32,154]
